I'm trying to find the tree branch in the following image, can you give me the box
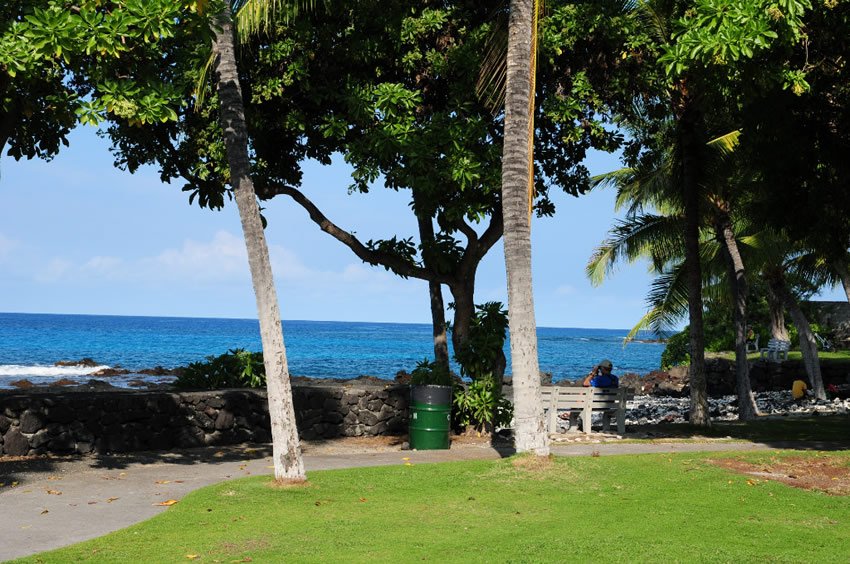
[268,183,451,284]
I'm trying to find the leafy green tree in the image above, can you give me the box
[0,1,202,161]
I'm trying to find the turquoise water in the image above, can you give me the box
[0,312,664,386]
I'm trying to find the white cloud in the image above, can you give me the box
[35,258,73,283]
[555,284,576,296]
[0,233,18,259]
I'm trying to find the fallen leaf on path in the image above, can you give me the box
[45,489,62,495]
[11,481,18,487]
[40,509,48,515]
[119,472,127,477]
[155,480,171,484]
[186,554,199,560]
[214,451,226,458]
[359,498,367,502]
[87,501,98,505]
[47,476,62,481]
[402,457,410,461]
[155,499,179,506]
[175,480,184,483]
[107,497,119,503]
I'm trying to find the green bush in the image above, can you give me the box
[661,329,691,369]
[454,301,508,380]
[452,375,513,433]
[409,358,453,386]
[174,348,265,389]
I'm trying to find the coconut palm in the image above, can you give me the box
[207,0,314,481]
[500,0,548,454]
[587,125,761,419]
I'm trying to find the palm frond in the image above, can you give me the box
[586,214,684,285]
[624,265,689,341]
[234,0,320,43]
[706,129,741,156]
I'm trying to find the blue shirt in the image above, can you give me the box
[590,373,619,388]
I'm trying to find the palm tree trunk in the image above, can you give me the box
[839,267,850,304]
[715,214,759,420]
[213,6,305,481]
[766,284,790,340]
[678,97,710,427]
[768,275,826,399]
[501,0,548,454]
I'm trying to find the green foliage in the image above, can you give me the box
[452,375,513,433]
[409,358,453,387]
[174,348,265,389]
[661,328,691,369]
[454,302,508,380]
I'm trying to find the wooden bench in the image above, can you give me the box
[540,386,634,435]
[760,338,790,361]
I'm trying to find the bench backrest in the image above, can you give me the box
[540,386,634,410]
[767,339,790,351]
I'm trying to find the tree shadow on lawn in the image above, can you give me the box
[629,414,850,451]
[0,443,276,487]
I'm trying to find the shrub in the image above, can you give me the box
[661,329,691,369]
[452,375,513,433]
[409,358,453,386]
[174,348,265,389]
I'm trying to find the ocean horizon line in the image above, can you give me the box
[0,311,651,334]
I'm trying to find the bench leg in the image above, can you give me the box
[617,409,625,435]
[582,406,592,435]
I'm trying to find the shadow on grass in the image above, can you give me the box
[628,414,850,450]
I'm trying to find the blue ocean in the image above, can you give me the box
[0,312,665,388]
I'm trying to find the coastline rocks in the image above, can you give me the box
[626,391,850,425]
[54,358,98,367]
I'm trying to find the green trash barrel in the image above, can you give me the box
[409,385,452,450]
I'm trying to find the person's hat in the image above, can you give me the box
[599,359,613,369]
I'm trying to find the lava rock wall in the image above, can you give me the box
[0,384,409,457]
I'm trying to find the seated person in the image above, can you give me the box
[583,359,618,388]
[792,378,809,401]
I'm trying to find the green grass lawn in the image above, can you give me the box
[15,451,850,563]
[711,349,850,362]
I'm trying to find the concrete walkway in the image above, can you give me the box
[0,439,784,561]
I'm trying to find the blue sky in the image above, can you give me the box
[1,126,841,329]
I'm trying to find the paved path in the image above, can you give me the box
[0,439,790,561]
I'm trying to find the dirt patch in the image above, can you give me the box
[299,435,407,455]
[511,453,555,473]
[709,455,850,495]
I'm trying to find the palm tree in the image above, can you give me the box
[500,0,548,454]
[210,1,306,481]
[587,127,761,419]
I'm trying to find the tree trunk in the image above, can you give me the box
[414,195,449,369]
[678,96,710,427]
[839,267,850,305]
[213,7,305,481]
[500,0,548,455]
[427,280,449,369]
[449,280,475,358]
[766,284,790,340]
[715,214,759,420]
[768,273,826,399]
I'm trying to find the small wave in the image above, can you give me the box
[0,364,112,378]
